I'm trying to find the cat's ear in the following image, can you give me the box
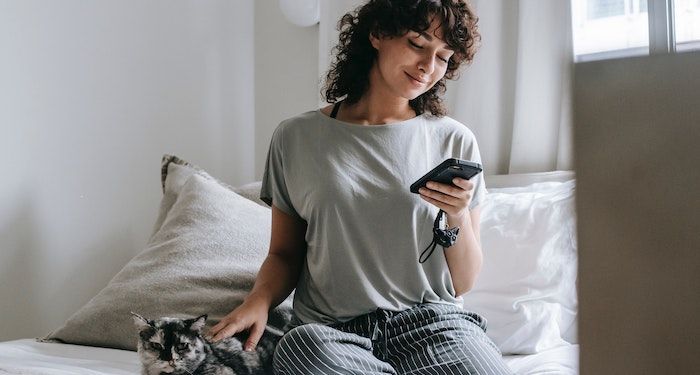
[131,312,151,331]
[188,314,208,333]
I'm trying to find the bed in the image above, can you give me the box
[0,339,578,374]
[0,155,578,374]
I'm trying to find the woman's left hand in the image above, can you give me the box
[418,178,474,222]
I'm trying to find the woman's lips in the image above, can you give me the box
[405,72,427,86]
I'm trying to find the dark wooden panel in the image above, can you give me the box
[574,51,700,375]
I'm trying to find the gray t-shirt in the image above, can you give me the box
[260,109,487,325]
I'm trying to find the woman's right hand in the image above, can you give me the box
[205,296,270,351]
[206,206,306,350]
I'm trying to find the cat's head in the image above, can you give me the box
[131,312,208,374]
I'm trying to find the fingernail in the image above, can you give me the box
[245,346,254,352]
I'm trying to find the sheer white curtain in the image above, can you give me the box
[318,0,574,174]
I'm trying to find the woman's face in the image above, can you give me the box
[369,17,454,101]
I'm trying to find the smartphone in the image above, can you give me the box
[410,158,482,194]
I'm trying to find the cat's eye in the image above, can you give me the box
[176,343,190,351]
[149,342,163,350]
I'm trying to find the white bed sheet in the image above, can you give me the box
[504,344,579,375]
[0,339,139,375]
[0,339,578,374]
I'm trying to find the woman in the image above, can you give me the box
[208,0,513,373]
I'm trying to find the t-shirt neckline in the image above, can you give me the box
[316,108,425,129]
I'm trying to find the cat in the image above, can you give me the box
[131,312,283,375]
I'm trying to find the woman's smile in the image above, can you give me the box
[405,71,427,87]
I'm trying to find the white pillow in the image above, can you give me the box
[41,156,293,351]
[462,180,578,355]
[233,181,269,208]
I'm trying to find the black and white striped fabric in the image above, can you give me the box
[273,303,514,374]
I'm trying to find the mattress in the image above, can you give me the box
[0,339,578,374]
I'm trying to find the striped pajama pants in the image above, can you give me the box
[272,302,514,374]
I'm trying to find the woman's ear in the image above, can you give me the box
[369,31,380,50]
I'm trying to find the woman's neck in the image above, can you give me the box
[338,65,417,125]
[339,97,416,125]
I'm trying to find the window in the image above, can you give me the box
[572,0,650,60]
[572,0,700,61]
[588,0,626,18]
[674,0,700,51]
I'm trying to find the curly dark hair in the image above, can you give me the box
[321,0,481,117]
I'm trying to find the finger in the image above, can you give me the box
[426,181,462,198]
[421,195,469,220]
[244,323,265,352]
[211,321,244,342]
[208,321,223,334]
[419,187,459,206]
[420,193,453,211]
[206,320,226,338]
[452,178,474,191]
[448,179,473,202]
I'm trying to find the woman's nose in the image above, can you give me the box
[418,55,436,75]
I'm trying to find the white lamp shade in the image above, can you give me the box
[279,0,320,27]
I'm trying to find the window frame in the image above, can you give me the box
[647,0,675,54]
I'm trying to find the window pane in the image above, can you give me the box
[588,0,625,19]
[674,0,700,51]
[572,0,649,58]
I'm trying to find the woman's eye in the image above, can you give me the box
[438,56,449,63]
[409,40,423,49]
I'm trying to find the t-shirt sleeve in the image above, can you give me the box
[259,126,301,219]
[465,136,488,210]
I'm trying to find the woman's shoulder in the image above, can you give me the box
[425,114,477,139]
[276,109,323,132]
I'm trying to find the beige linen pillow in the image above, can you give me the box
[40,155,291,351]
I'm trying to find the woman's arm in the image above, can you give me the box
[444,207,483,296]
[206,205,307,348]
[418,178,483,296]
[246,205,307,308]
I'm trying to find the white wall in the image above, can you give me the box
[254,0,320,177]
[0,0,259,341]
